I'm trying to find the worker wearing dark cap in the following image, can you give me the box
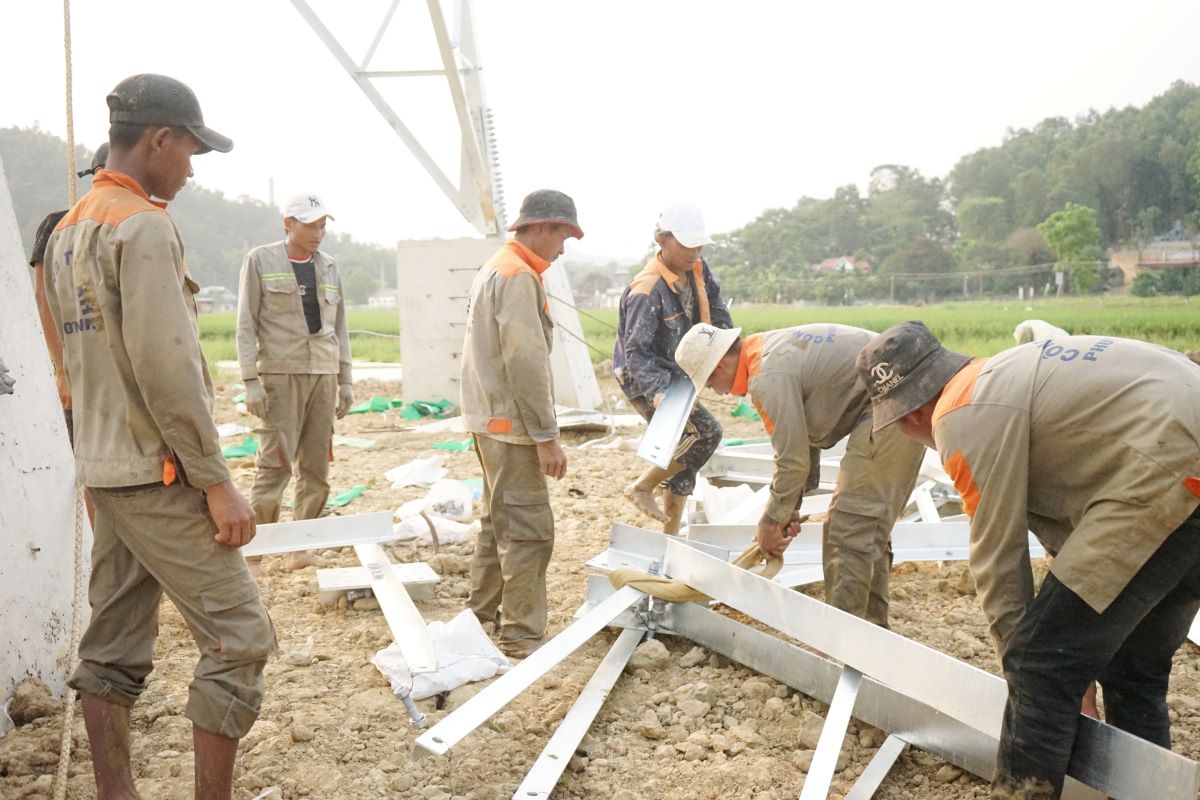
[28,142,108,445]
[857,321,1200,799]
[460,189,582,660]
[43,74,273,800]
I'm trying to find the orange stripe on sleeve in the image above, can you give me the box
[944,450,980,518]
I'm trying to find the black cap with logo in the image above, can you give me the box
[107,74,232,154]
[855,321,972,431]
[507,189,583,239]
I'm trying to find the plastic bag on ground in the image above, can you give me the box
[384,456,448,489]
[371,609,510,701]
[696,476,756,525]
[392,515,481,546]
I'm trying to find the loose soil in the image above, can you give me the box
[3,375,1199,800]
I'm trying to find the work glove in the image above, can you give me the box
[243,378,268,418]
[336,383,354,419]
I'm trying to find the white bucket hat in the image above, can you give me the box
[284,192,335,224]
[675,323,742,389]
[657,204,714,248]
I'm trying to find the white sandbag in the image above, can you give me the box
[384,456,448,489]
[371,609,510,701]
[394,478,474,522]
[392,516,481,546]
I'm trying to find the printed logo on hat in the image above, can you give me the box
[871,362,902,394]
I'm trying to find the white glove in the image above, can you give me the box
[244,378,268,418]
[336,383,354,419]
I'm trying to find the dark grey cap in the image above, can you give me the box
[507,189,583,239]
[77,143,109,178]
[107,74,232,154]
[855,321,972,431]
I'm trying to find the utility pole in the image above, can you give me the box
[889,275,895,304]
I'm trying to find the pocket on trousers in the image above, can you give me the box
[501,487,552,542]
[201,575,275,660]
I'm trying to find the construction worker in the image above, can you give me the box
[674,322,924,626]
[459,189,581,660]
[236,192,353,573]
[28,143,107,445]
[44,74,274,800]
[856,321,1200,799]
[614,204,733,533]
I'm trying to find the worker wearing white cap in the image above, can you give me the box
[614,204,734,534]
[236,191,353,572]
[674,322,925,626]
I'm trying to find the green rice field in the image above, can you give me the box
[199,297,1200,369]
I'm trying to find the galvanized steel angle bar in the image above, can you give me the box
[353,543,438,674]
[800,667,862,800]
[243,511,396,557]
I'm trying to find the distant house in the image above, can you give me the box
[368,289,399,309]
[811,256,870,275]
[195,285,236,313]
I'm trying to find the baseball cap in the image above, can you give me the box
[657,204,714,249]
[675,323,742,390]
[76,143,109,178]
[283,192,335,224]
[855,321,972,431]
[507,189,583,239]
[107,74,232,154]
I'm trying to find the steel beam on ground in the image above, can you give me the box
[242,511,395,557]
[414,586,644,758]
[1190,610,1200,646]
[844,734,908,800]
[663,543,1200,799]
[801,667,862,800]
[353,544,437,674]
[315,562,440,605]
[512,628,643,799]
[584,523,729,576]
[636,373,696,468]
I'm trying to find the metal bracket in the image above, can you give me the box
[636,373,697,468]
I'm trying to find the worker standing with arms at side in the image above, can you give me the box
[674,322,924,626]
[236,192,353,574]
[459,189,582,660]
[614,204,733,534]
[44,74,274,800]
[857,322,1200,799]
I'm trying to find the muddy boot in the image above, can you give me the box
[624,462,685,523]
[662,491,688,535]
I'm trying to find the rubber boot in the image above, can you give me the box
[662,490,688,535]
[624,462,685,523]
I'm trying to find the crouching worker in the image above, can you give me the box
[857,321,1200,799]
[675,322,924,626]
[44,74,275,800]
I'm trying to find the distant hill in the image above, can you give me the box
[0,126,393,303]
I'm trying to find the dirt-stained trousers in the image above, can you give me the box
[250,373,337,523]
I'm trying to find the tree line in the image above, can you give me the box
[0,126,394,304]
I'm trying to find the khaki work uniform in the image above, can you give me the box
[735,325,924,626]
[460,239,557,650]
[44,171,274,738]
[236,241,350,522]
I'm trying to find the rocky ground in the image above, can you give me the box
[3,374,1199,800]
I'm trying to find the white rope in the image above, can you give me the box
[53,3,85,797]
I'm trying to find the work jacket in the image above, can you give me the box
[733,325,875,523]
[459,239,558,445]
[933,336,1200,655]
[43,171,230,489]
[614,254,733,401]
[236,241,351,384]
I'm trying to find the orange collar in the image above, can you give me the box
[652,252,701,289]
[507,238,550,278]
[93,170,168,209]
[731,349,751,396]
[932,358,987,427]
[730,332,764,396]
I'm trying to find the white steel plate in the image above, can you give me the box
[243,511,395,557]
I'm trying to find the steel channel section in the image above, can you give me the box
[243,511,396,556]
[844,734,907,800]
[636,373,697,468]
[664,543,1200,799]
[800,667,863,800]
[583,523,729,576]
[512,628,643,799]
[353,544,438,674]
[413,586,645,758]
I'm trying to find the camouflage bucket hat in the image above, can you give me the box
[855,321,972,431]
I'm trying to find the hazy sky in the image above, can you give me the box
[4,1,1199,262]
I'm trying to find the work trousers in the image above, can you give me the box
[468,434,555,649]
[627,393,723,496]
[992,504,1200,799]
[250,372,336,523]
[69,482,275,739]
[822,417,924,627]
